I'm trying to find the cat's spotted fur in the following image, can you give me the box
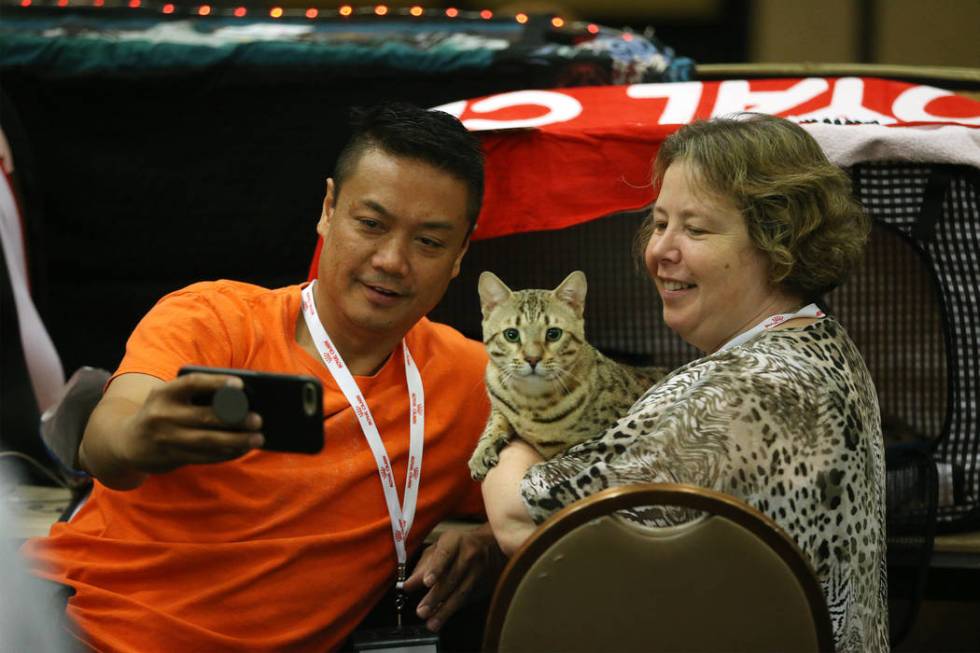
[468,271,666,480]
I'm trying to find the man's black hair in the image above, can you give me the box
[333,102,485,234]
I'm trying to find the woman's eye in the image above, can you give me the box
[503,328,520,342]
[686,226,706,236]
[653,221,668,233]
[545,327,563,342]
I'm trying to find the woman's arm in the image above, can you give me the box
[482,440,544,556]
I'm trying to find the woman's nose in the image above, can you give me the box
[646,230,679,264]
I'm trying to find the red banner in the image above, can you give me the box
[439,77,980,241]
[308,78,980,277]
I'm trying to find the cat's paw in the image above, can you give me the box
[468,437,503,481]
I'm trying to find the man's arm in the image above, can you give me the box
[79,372,264,490]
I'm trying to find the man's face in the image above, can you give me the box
[315,148,471,344]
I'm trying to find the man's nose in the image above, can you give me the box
[372,237,410,277]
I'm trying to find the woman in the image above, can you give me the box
[482,114,887,652]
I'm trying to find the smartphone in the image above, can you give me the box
[178,366,324,454]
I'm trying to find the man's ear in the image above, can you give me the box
[450,238,470,279]
[317,178,336,237]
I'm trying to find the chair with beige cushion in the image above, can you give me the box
[483,483,834,653]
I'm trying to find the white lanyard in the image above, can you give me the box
[300,282,424,583]
[716,303,825,353]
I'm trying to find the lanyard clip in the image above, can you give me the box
[395,562,407,629]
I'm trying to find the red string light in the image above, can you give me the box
[622,33,634,41]
[7,4,641,24]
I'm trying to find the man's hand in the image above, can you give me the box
[79,372,264,490]
[403,523,505,632]
[117,373,264,472]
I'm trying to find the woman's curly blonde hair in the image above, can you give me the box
[636,114,870,299]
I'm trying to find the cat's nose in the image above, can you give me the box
[524,356,541,368]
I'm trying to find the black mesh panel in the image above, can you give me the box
[852,163,979,530]
[826,224,948,443]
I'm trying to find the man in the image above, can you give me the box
[23,103,502,651]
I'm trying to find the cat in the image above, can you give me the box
[468,270,667,481]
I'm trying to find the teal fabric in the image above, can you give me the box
[0,13,693,80]
[0,33,495,73]
[0,16,501,74]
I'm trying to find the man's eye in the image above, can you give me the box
[419,237,445,249]
[503,328,520,342]
[357,218,381,230]
[545,327,563,342]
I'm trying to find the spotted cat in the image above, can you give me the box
[468,270,666,480]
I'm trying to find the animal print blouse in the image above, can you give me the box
[521,317,888,653]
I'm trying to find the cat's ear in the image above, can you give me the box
[478,271,513,318]
[554,270,587,316]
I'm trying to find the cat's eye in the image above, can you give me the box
[545,327,563,342]
[503,328,520,342]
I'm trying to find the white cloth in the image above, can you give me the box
[0,149,65,412]
[804,122,980,169]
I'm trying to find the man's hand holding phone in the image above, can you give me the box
[118,372,266,475]
[80,368,324,491]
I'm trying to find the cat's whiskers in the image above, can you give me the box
[554,365,586,389]
[552,368,574,396]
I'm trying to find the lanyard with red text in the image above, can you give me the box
[301,281,424,627]
[716,303,825,353]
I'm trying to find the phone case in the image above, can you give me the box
[178,366,324,454]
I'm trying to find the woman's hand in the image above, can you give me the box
[482,440,544,556]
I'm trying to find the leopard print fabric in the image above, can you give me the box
[521,318,888,653]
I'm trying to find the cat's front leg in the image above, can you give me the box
[468,410,514,480]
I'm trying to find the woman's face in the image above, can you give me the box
[644,160,794,353]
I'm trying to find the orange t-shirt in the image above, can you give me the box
[22,281,490,652]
